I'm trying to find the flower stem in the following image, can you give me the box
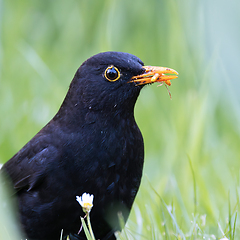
[87,213,95,240]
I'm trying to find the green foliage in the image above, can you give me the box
[81,216,94,240]
[1,0,240,239]
[0,175,25,239]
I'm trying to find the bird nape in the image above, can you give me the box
[0,52,178,240]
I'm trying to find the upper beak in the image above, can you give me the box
[130,66,178,86]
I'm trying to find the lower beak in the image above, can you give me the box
[130,66,178,86]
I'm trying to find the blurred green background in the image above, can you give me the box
[1,0,240,239]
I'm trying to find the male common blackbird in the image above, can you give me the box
[1,52,178,240]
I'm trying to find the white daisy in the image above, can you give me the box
[76,193,94,213]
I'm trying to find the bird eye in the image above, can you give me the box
[104,66,120,82]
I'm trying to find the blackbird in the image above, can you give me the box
[1,52,178,240]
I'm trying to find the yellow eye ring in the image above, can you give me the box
[104,65,120,82]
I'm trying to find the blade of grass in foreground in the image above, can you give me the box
[146,176,186,240]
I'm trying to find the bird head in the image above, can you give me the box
[60,52,178,115]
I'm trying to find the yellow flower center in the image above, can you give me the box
[83,202,93,212]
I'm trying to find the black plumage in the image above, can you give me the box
[1,52,178,240]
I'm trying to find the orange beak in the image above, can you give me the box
[130,66,178,86]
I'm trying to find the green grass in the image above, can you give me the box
[1,0,240,239]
